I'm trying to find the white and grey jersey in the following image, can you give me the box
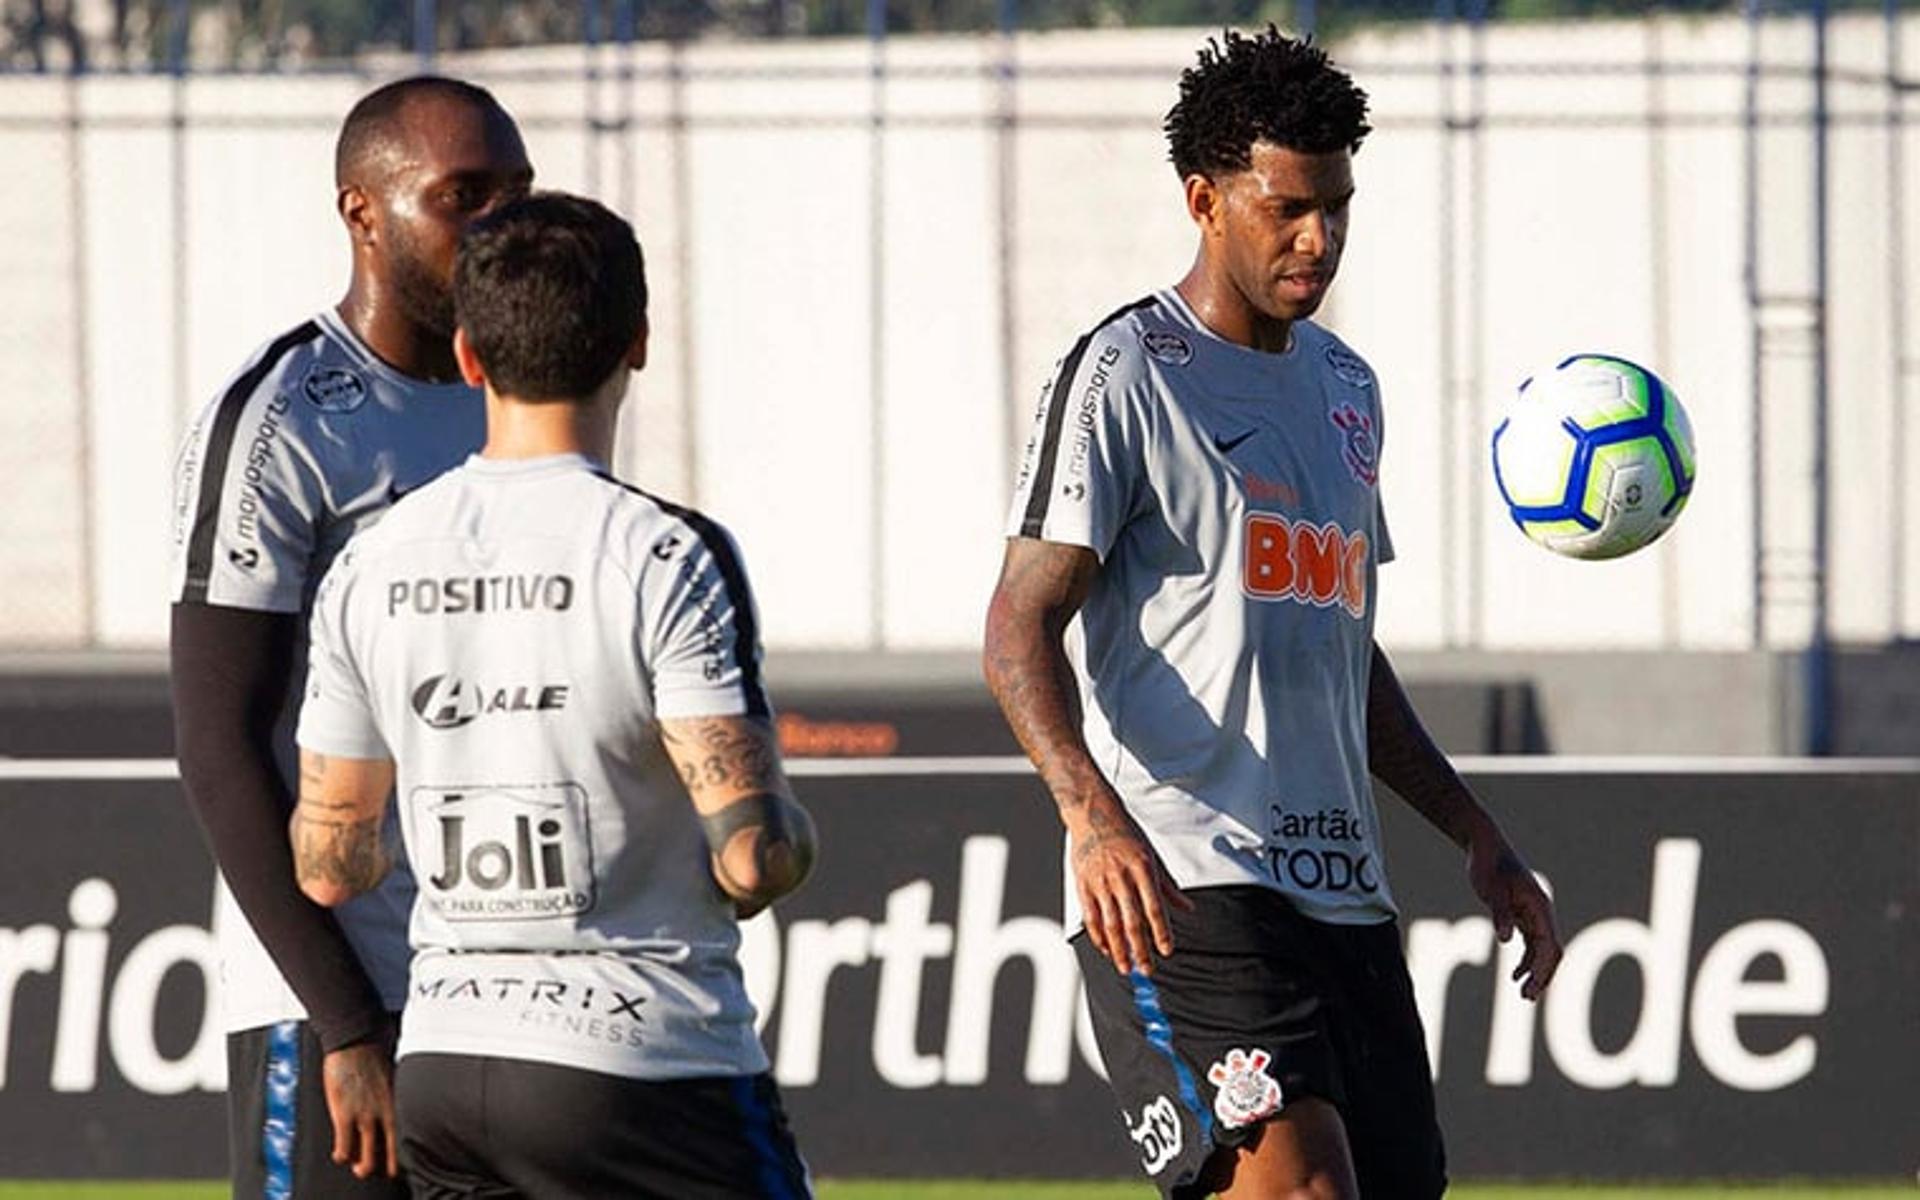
[168,308,484,1034]
[297,453,773,1081]
[1008,288,1397,927]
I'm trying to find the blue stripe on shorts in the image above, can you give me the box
[262,1020,301,1200]
[729,1075,809,1199]
[1131,969,1215,1145]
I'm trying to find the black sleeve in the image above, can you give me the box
[169,601,389,1052]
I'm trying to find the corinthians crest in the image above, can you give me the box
[1206,1047,1284,1130]
[1329,402,1379,487]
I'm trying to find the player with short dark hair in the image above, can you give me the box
[984,27,1562,1199]
[289,192,816,1199]
[168,75,532,1196]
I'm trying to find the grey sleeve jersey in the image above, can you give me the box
[1006,298,1159,558]
[1004,291,1400,928]
[298,454,771,1081]
[167,312,485,1034]
[170,321,329,612]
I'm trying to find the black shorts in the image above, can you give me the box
[395,1053,812,1199]
[227,1020,410,1200]
[1075,886,1446,1200]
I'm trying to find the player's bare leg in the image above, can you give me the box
[1201,1097,1359,1200]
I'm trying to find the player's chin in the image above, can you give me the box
[1267,275,1333,320]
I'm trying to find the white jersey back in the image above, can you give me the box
[1007,288,1397,926]
[298,453,772,1080]
[168,308,484,1033]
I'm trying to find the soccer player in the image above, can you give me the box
[289,192,816,1199]
[169,77,532,1196]
[983,28,1562,1200]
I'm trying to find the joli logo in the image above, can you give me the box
[411,785,596,921]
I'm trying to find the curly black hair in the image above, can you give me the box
[1164,26,1372,179]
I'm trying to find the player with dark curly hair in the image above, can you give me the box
[986,26,1561,1199]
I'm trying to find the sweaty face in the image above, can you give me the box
[1214,143,1354,324]
[373,96,533,335]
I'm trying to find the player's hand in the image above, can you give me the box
[1068,793,1194,977]
[1467,828,1562,1001]
[322,1039,399,1180]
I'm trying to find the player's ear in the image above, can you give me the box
[452,326,487,388]
[1184,172,1223,237]
[625,316,649,374]
[339,184,376,247]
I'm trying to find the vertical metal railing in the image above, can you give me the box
[1888,0,1912,642]
[1435,0,1460,647]
[994,0,1021,488]
[865,0,889,648]
[1807,0,1834,752]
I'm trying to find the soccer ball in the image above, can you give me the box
[1490,354,1697,560]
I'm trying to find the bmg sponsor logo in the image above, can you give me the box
[410,674,570,730]
[411,784,596,921]
[1241,513,1369,618]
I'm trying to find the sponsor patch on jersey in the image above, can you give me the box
[1242,513,1369,618]
[1324,345,1372,388]
[410,783,597,921]
[1125,1094,1184,1176]
[1329,402,1380,487]
[302,366,369,413]
[1141,330,1194,366]
[409,673,571,729]
[1207,1047,1284,1130]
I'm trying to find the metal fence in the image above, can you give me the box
[0,2,1912,694]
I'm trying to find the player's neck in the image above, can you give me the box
[335,289,463,385]
[479,390,619,466]
[1175,263,1294,355]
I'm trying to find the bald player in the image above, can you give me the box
[984,29,1562,1200]
[169,77,532,1197]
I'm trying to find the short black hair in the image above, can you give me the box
[454,192,648,402]
[1164,26,1371,179]
[335,75,502,188]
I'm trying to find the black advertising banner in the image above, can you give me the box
[0,765,1914,1180]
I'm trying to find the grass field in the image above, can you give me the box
[0,1184,1910,1199]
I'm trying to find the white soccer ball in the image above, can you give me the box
[1490,354,1697,560]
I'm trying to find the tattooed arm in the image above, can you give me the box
[290,750,397,908]
[983,536,1191,976]
[1368,643,1561,999]
[659,715,816,919]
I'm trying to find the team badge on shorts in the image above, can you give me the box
[1124,1094,1184,1176]
[1329,403,1380,487]
[1141,330,1194,366]
[1207,1047,1284,1130]
[1325,345,1372,388]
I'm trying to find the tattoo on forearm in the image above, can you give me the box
[292,756,389,891]
[985,546,1106,815]
[292,808,388,892]
[662,717,780,800]
[699,793,814,899]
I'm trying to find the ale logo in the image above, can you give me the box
[410,673,571,730]
[411,784,596,921]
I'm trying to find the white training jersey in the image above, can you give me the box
[168,308,485,1034]
[297,452,773,1081]
[1007,288,1398,927]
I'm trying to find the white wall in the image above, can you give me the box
[1,15,1914,652]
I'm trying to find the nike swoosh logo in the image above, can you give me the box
[1213,430,1258,455]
